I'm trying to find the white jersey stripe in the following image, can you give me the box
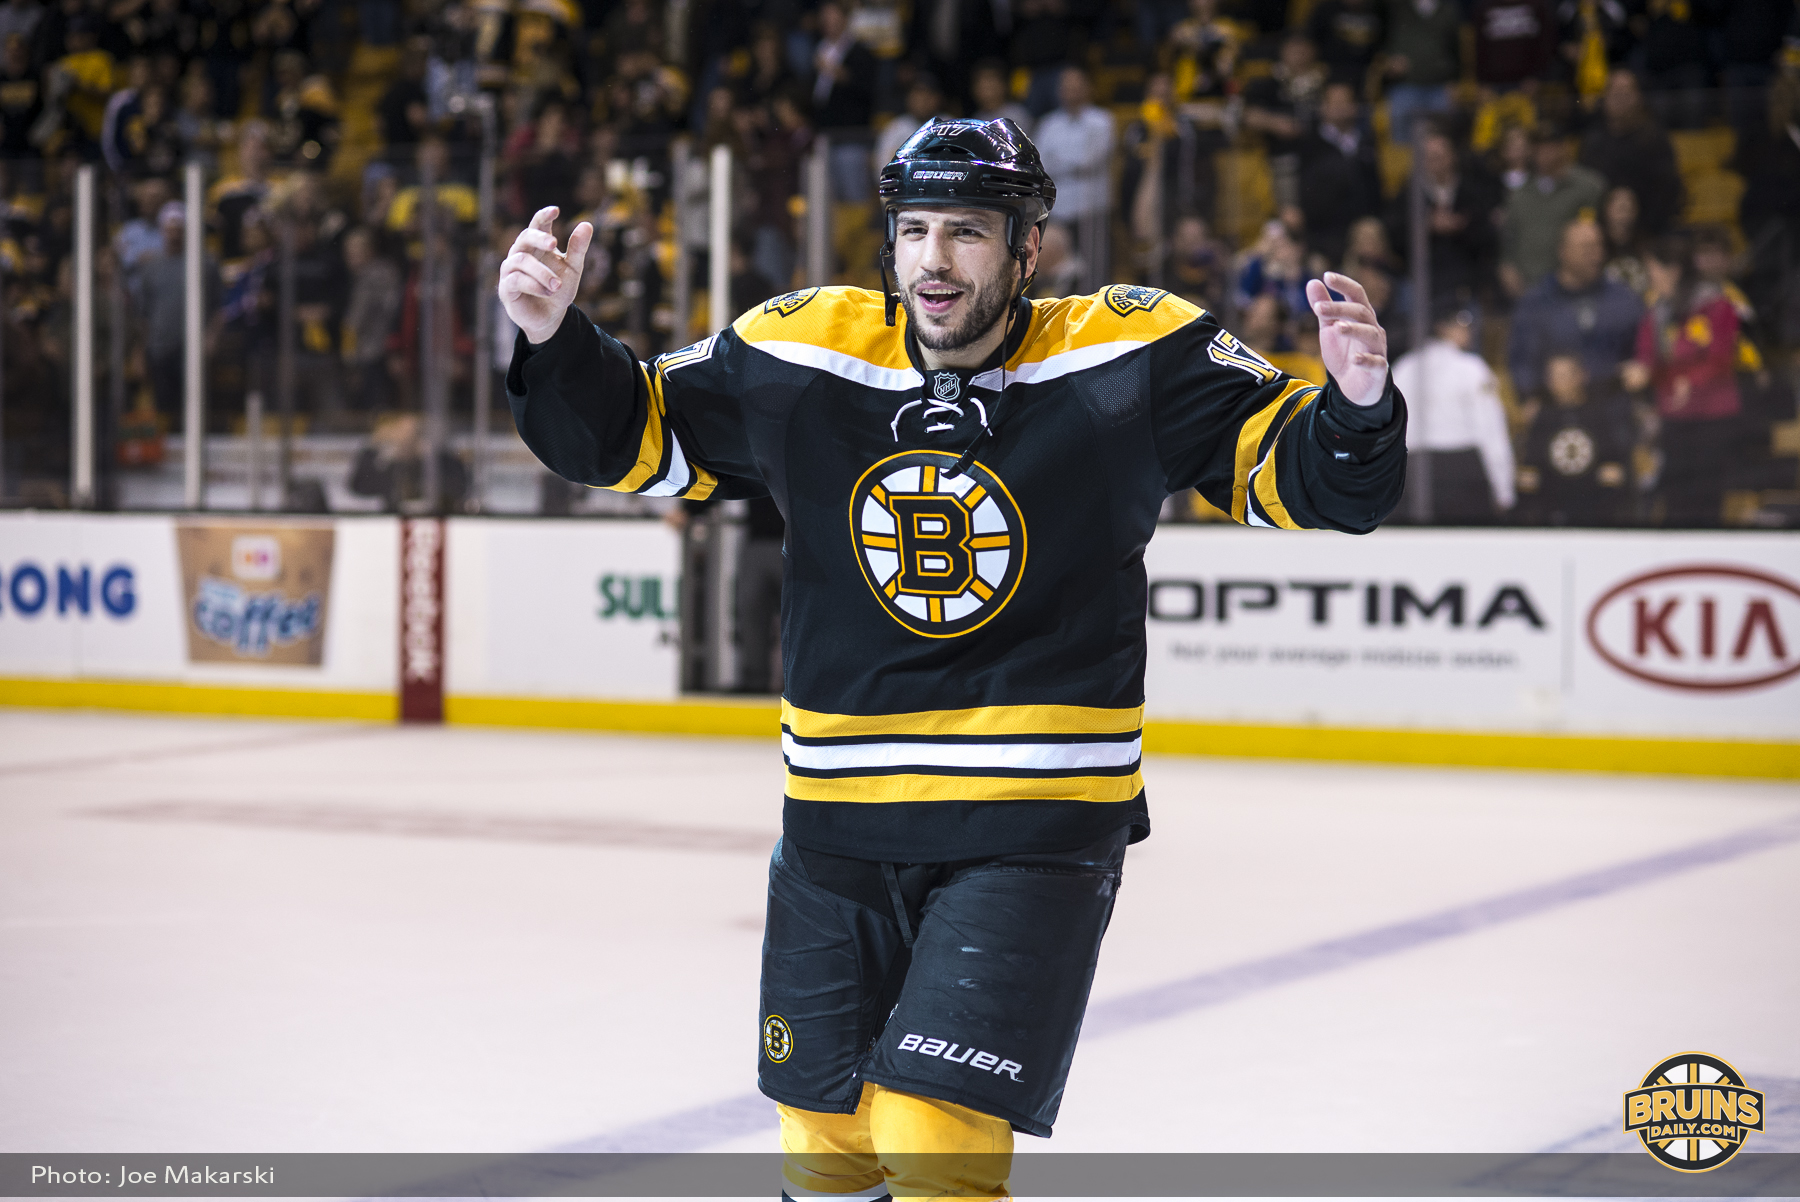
[971,340,1148,391]
[782,733,1142,772]
[640,427,692,496]
[750,340,924,392]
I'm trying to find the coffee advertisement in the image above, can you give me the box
[175,522,335,666]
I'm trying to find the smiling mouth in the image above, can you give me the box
[915,284,964,317]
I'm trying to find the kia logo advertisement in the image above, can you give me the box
[1586,565,1800,692]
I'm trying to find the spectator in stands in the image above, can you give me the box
[210,120,276,259]
[114,175,170,273]
[1011,0,1085,117]
[1579,70,1683,238]
[1637,0,1710,129]
[1499,123,1606,297]
[1036,66,1114,281]
[349,411,468,512]
[340,225,401,414]
[750,89,812,293]
[1514,352,1635,525]
[1238,291,1290,354]
[1626,235,1743,527]
[811,0,875,202]
[378,38,429,163]
[1470,0,1557,91]
[1490,121,1531,194]
[1738,77,1800,313]
[970,59,1033,134]
[1166,0,1239,107]
[1508,218,1643,406]
[1380,0,1460,144]
[1342,215,1405,335]
[1028,220,1082,297]
[134,200,216,419]
[1307,0,1383,86]
[736,24,792,109]
[1299,81,1380,265]
[1236,218,1310,315]
[1167,213,1229,312]
[1600,185,1649,296]
[1387,124,1499,306]
[505,97,581,222]
[1392,301,1515,522]
[171,67,220,172]
[0,33,44,182]
[1243,33,1327,209]
[1717,0,1790,146]
[0,0,43,53]
[873,75,945,179]
[388,135,477,233]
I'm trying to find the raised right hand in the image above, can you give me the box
[498,206,594,346]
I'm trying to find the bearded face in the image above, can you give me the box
[893,207,1028,354]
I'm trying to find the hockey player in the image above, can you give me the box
[499,119,1405,1198]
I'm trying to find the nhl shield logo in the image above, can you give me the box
[1104,284,1168,317]
[933,372,962,401]
[849,450,1026,639]
[763,287,821,318]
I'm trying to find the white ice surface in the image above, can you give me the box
[1,709,1795,1158]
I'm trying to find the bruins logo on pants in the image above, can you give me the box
[849,451,1026,638]
[763,1014,794,1063]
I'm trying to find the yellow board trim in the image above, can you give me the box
[5,682,1793,780]
[446,693,782,737]
[1140,721,1800,779]
[785,770,1147,803]
[0,677,396,721]
[783,700,1146,739]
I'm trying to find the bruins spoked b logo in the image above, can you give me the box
[849,451,1026,638]
[1624,1052,1763,1172]
[762,1014,793,1063]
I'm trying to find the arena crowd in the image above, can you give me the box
[0,0,1796,525]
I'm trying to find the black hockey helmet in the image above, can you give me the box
[876,117,1056,323]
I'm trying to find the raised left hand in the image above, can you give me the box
[1307,271,1388,407]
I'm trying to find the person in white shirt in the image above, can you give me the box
[872,76,946,179]
[1032,66,1114,286]
[970,60,1034,137]
[1034,67,1113,220]
[1390,304,1515,522]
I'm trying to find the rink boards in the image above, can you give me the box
[0,512,1796,774]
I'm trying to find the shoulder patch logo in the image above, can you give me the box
[764,287,821,317]
[1104,284,1168,317]
[850,451,1026,639]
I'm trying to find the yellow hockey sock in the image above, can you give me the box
[780,1083,886,1200]
[867,1083,1013,1200]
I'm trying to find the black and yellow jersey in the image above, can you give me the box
[508,284,1406,861]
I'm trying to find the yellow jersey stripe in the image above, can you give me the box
[782,700,1145,739]
[1230,378,1313,523]
[612,363,667,492]
[1250,387,1320,530]
[785,770,1146,804]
